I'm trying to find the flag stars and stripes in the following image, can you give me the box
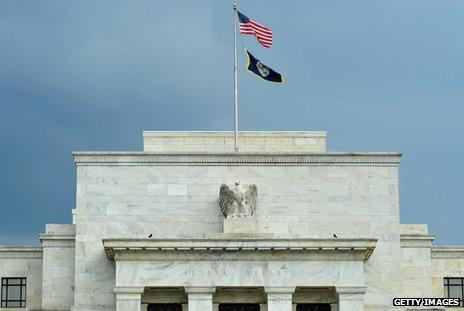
[237,11,273,48]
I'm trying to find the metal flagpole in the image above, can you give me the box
[233,3,239,152]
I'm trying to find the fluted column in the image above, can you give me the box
[336,286,366,311]
[114,286,144,311]
[185,286,215,311]
[265,287,295,311]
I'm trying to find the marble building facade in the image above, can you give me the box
[1,131,463,311]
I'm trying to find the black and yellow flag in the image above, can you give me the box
[245,49,284,84]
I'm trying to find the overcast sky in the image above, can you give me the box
[0,1,463,245]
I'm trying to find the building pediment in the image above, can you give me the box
[103,237,376,262]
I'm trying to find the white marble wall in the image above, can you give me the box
[41,224,76,310]
[185,288,215,311]
[399,227,434,299]
[73,131,402,310]
[431,248,464,300]
[0,247,43,311]
[74,163,400,308]
[142,131,327,153]
[115,261,364,288]
[265,288,294,311]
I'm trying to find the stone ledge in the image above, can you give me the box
[431,247,464,259]
[335,286,367,295]
[0,246,43,259]
[184,286,216,294]
[265,287,296,294]
[70,307,115,311]
[103,237,377,262]
[114,286,145,294]
[39,234,76,248]
[73,152,401,166]
[142,131,328,138]
[400,234,435,248]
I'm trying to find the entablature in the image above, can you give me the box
[0,246,43,259]
[432,247,464,259]
[39,233,75,248]
[400,234,435,248]
[73,152,401,166]
[103,237,377,262]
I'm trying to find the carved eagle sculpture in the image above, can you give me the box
[219,182,257,217]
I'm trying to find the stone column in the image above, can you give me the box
[265,287,295,311]
[114,286,144,311]
[336,286,366,311]
[185,286,215,311]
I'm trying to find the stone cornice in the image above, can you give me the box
[184,287,217,294]
[143,131,328,138]
[431,247,464,259]
[73,152,401,166]
[335,286,367,295]
[113,286,145,294]
[400,234,435,248]
[103,237,376,262]
[0,246,43,259]
[265,287,296,294]
[39,234,76,248]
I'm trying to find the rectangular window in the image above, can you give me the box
[219,304,260,311]
[444,277,464,307]
[148,304,183,311]
[1,278,26,308]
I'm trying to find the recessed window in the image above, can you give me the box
[219,304,260,311]
[147,304,182,311]
[444,277,464,307]
[1,278,26,308]
[297,304,331,311]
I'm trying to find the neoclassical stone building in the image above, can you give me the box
[1,131,463,311]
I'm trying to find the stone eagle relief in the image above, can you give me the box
[219,182,257,217]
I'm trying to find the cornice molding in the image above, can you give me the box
[39,234,76,248]
[73,152,401,166]
[184,287,216,294]
[103,237,376,262]
[114,286,145,294]
[265,287,296,294]
[142,131,328,138]
[336,286,367,296]
[431,247,464,259]
[0,247,43,259]
[400,234,435,248]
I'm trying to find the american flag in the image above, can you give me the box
[237,11,273,48]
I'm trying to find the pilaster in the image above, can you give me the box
[336,286,366,311]
[185,287,215,311]
[114,286,144,311]
[265,287,295,311]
